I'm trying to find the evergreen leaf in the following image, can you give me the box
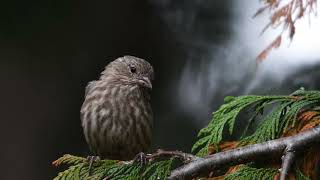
[224,164,278,180]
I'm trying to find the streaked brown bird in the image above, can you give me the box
[81,56,154,160]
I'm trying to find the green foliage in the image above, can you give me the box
[142,158,174,180]
[192,95,288,156]
[53,154,174,180]
[192,89,320,179]
[222,162,313,180]
[224,164,278,180]
[192,89,320,155]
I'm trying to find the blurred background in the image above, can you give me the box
[1,0,320,179]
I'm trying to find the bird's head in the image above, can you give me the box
[102,56,154,89]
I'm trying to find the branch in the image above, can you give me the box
[280,146,296,180]
[146,149,199,163]
[168,126,320,179]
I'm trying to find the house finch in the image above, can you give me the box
[81,56,154,160]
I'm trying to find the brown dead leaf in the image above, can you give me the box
[300,146,320,179]
[257,35,282,62]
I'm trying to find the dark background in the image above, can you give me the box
[1,0,320,179]
[0,1,200,179]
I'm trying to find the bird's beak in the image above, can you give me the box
[138,76,152,89]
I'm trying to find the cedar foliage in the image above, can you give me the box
[53,89,320,179]
[53,154,174,180]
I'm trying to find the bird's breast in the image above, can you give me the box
[81,82,153,159]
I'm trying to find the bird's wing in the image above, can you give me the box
[85,80,97,96]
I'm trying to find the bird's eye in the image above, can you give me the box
[130,66,136,74]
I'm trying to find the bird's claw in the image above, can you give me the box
[134,152,147,166]
[86,156,100,176]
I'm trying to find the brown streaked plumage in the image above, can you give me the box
[81,56,154,160]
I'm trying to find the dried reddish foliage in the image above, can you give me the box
[283,110,320,136]
[52,158,63,167]
[257,35,282,62]
[208,141,239,155]
[300,145,320,179]
[207,165,242,180]
[255,0,318,62]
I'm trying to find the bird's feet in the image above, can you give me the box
[86,155,100,176]
[133,152,148,166]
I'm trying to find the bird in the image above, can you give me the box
[80,55,154,161]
